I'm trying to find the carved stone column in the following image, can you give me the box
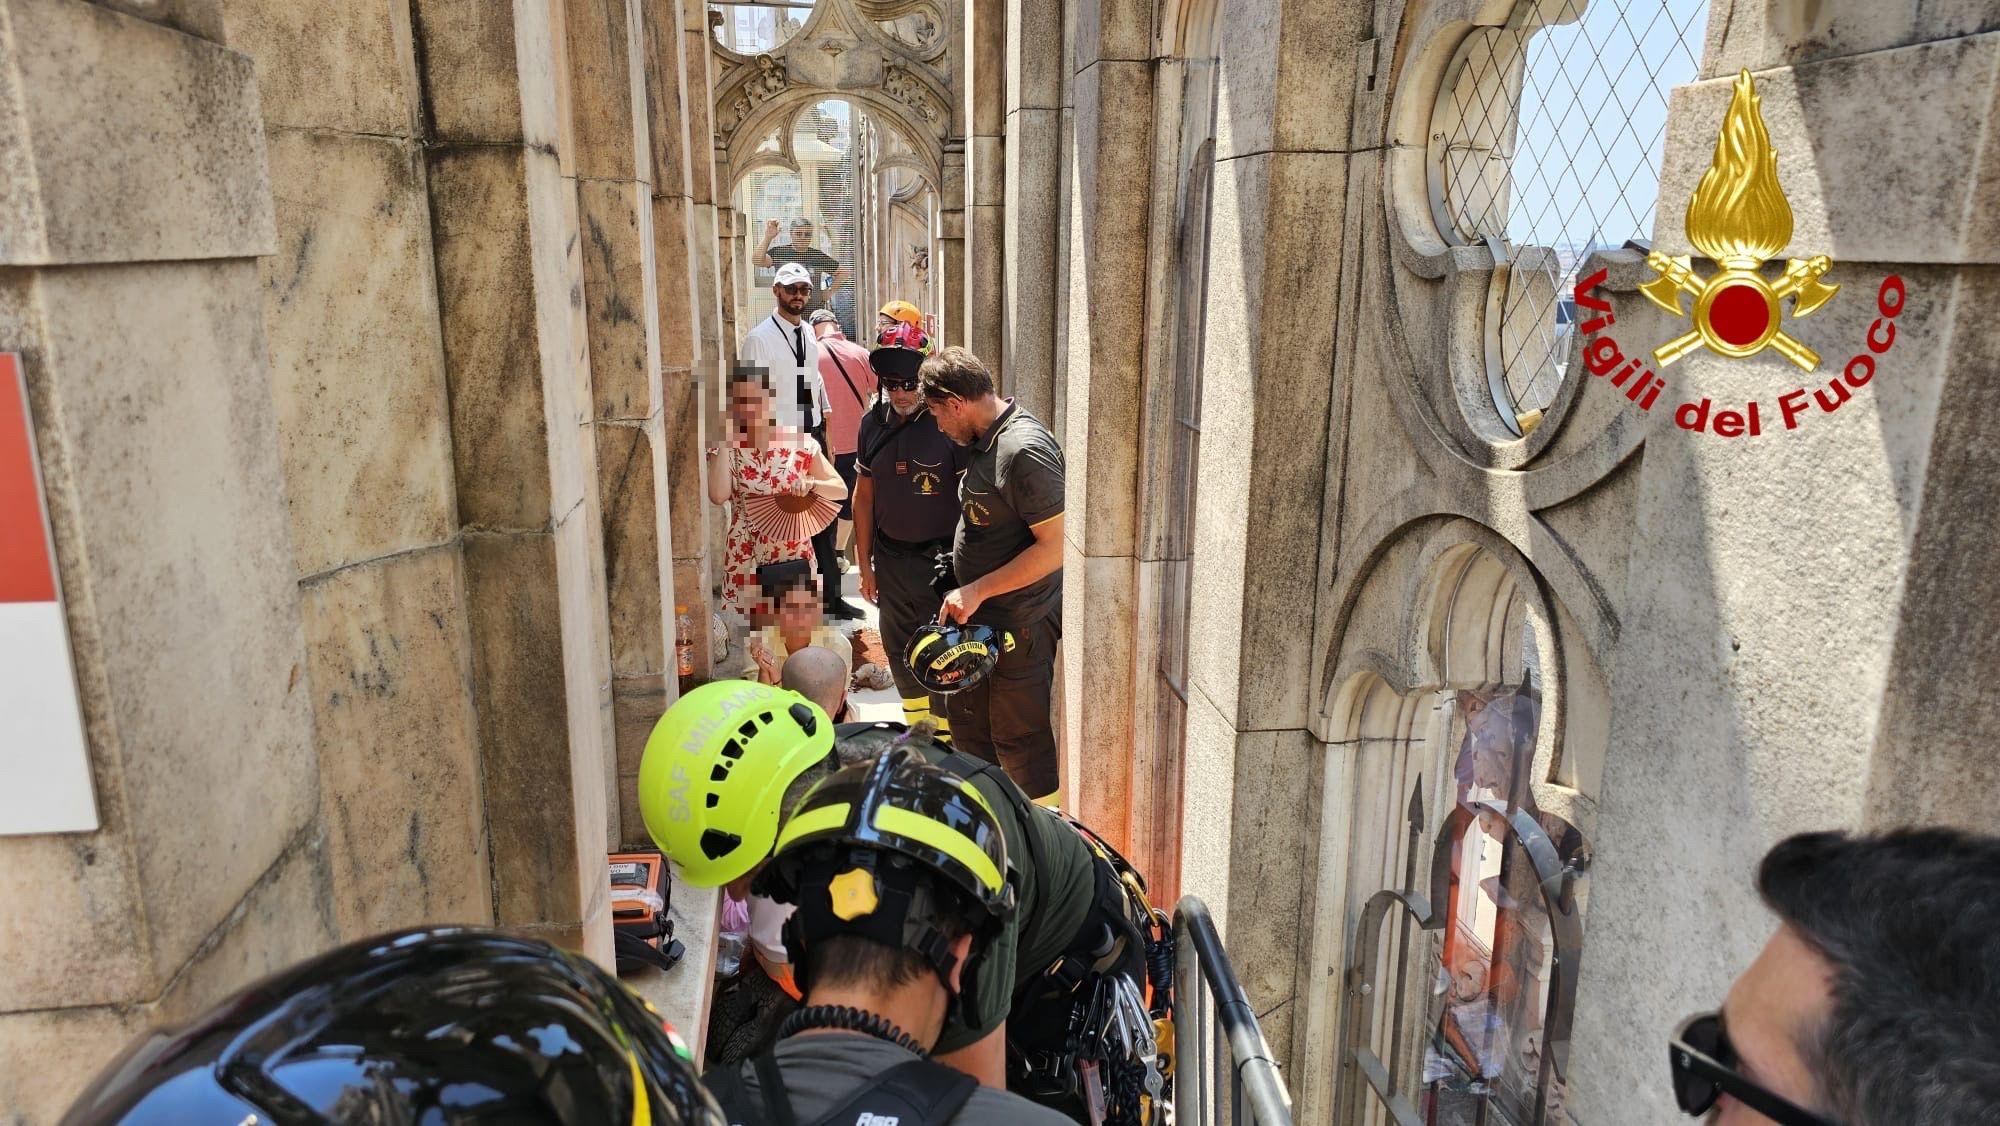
[938,141,968,348]
[965,0,1006,369]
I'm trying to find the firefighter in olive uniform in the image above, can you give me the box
[919,346,1065,802]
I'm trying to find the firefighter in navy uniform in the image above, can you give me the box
[854,321,966,740]
[706,746,1073,1126]
[63,928,723,1125]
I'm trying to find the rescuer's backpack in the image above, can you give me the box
[706,1053,977,1126]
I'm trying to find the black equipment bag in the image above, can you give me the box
[609,849,684,975]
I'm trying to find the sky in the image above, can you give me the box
[1505,0,1710,253]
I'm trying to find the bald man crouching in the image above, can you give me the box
[780,645,852,723]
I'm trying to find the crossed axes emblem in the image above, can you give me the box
[1638,252,1839,371]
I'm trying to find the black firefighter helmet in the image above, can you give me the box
[62,928,722,1126]
[904,622,1014,695]
[756,745,1016,996]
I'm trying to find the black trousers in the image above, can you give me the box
[872,536,949,710]
[945,613,1060,799]
[833,452,857,521]
[808,425,842,609]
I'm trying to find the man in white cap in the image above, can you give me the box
[740,261,829,436]
[739,260,841,608]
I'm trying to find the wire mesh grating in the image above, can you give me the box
[1432,0,1707,426]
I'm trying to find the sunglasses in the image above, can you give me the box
[1670,1012,1840,1126]
[779,284,811,296]
[880,378,919,392]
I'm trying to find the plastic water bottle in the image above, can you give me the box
[716,892,749,977]
[675,605,697,693]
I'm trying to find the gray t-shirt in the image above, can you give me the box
[718,1032,1074,1125]
[952,400,1064,627]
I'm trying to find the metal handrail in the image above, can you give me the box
[1173,895,1294,1125]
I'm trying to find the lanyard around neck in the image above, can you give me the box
[773,314,805,368]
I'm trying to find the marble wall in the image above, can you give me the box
[0,3,325,1116]
[0,0,730,1114]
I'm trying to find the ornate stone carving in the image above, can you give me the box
[719,54,788,138]
[708,0,955,185]
[882,63,945,136]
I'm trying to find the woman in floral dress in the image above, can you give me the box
[706,367,847,621]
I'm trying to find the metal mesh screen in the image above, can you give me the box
[1431,0,1707,427]
[735,99,864,341]
[710,1,817,55]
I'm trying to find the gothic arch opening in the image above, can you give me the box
[1301,526,1605,1123]
[727,96,942,341]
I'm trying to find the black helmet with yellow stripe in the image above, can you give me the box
[757,745,1015,995]
[904,622,1013,695]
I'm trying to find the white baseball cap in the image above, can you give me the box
[773,262,812,287]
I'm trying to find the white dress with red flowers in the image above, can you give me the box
[718,435,821,619]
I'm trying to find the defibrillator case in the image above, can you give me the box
[609,848,684,975]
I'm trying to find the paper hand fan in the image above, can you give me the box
[740,490,841,543]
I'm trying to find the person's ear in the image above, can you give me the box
[725,863,763,900]
[946,933,975,992]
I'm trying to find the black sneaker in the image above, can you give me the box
[825,599,866,621]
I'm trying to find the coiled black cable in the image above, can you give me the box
[778,1004,931,1059]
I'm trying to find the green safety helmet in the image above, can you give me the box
[638,680,834,887]
[759,745,1016,995]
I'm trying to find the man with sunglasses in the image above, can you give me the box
[854,322,965,738]
[1669,827,2000,1124]
[757,217,847,315]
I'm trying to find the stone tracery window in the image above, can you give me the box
[1429,0,1706,433]
[1334,542,1594,1126]
[875,4,945,54]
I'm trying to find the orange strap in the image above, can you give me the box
[756,948,804,1001]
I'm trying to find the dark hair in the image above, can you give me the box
[919,346,995,401]
[728,363,773,391]
[1755,828,2000,1124]
[762,572,817,603]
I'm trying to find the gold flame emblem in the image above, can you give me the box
[1640,70,1838,370]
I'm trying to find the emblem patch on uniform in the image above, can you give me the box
[964,499,992,527]
[912,470,941,496]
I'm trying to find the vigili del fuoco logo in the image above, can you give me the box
[1573,70,1906,438]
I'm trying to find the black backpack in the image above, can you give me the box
[706,1051,978,1126]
